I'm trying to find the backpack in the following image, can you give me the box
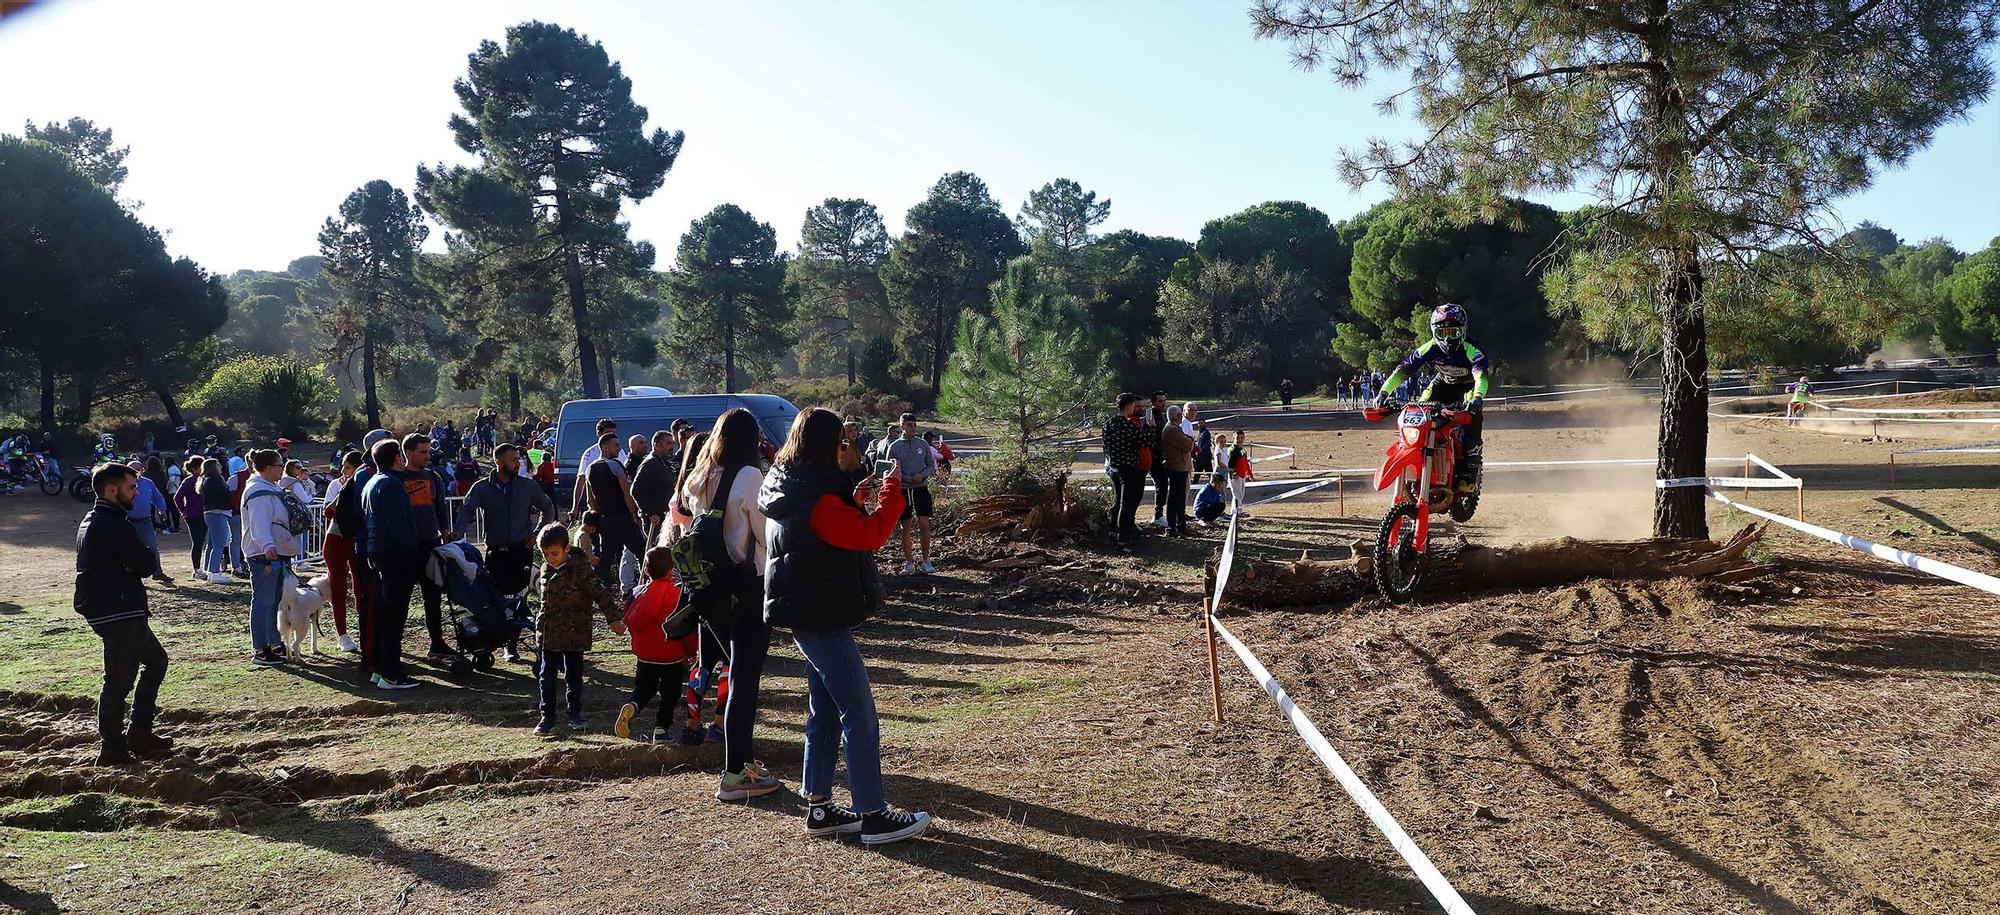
[668,464,750,631]
[248,486,313,537]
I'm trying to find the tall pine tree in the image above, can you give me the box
[884,172,1024,394]
[663,205,790,393]
[318,180,432,430]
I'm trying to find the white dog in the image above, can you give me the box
[277,572,329,660]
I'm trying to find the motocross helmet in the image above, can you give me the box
[1798,376,1809,384]
[1430,303,1468,344]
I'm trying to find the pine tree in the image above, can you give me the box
[941,258,1110,469]
[318,180,432,430]
[1254,0,1999,537]
[789,198,889,384]
[885,172,1025,394]
[663,205,790,393]
[416,21,682,400]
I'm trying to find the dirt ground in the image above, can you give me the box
[2,399,1996,914]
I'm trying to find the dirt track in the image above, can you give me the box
[2,401,1997,913]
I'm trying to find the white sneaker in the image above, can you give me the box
[191,570,207,582]
[919,560,936,574]
[900,561,916,575]
[337,634,359,653]
[1154,516,1169,529]
[208,573,237,584]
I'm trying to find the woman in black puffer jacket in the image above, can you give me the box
[760,407,932,846]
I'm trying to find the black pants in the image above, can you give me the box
[723,580,767,775]
[629,660,689,733]
[370,553,420,681]
[1426,381,1485,479]
[692,621,729,721]
[1164,469,1190,532]
[538,649,585,723]
[185,514,207,572]
[594,520,643,596]
[355,559,381,676]
[1151,467,1171,520]
[1109,467,1145,538]
[94,618,168,743]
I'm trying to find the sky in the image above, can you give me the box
[1,0,1996,275]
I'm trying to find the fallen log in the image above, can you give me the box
[1209,524,1770,608]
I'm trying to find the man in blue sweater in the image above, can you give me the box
[360,438,421,690]
[75,463,174,764]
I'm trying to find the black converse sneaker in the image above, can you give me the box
[860,808,932,846]
[804,800,864,837]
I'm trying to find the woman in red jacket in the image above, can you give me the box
[759,407,931,846]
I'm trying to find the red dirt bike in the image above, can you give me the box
[1360,400,1482,602]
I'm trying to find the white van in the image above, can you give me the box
[551,393,799,496]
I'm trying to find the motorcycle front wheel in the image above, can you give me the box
[38,470,62,496]
[69,476,91,502]
[1372,501,1429,602]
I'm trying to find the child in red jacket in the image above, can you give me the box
[616,546,700,743]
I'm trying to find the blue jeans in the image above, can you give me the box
[228,514,245,569]
[248,556,288,654]
[204,511,232,574]
[127,517,162,577]
[792,628,885,814]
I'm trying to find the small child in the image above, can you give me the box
[533,522,624,739]
[616,547,699,743]
[680,627,731,746]
[1226,433,1254,519]
[575,510,602,570]
[1194,472,1228,525]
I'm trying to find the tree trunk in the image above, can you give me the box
[39,359,56,433]
[507,372,521,417]
[152,381,186,445]
[604,348,618,398]
[361,331,381,431]
[1654,249,1709,538]
[1213,525,1766,608]
[70,372,94,428]
[931,299,947,394]
[724,314,737,394]
[554,187,601,400]
[846,346,857,387]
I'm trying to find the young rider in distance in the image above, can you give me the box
[1374,303,1489,494]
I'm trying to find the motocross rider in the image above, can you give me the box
[1374,303,1488,493]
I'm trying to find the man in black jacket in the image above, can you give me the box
[75,463,173,765]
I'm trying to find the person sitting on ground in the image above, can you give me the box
[616,546,697,743]
[76,462,175,765]
[1193,472,1228,525]
[1373,303,1488,494]
[759,406,932,845]
[531,522,625,739]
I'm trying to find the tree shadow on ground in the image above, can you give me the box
[245,812,500,892]
[1397,634,1819,914]
[0,602,24,615]
[883,773,1593,915]
[1874,496,2000,558]
[1746,623,2000,677]
[0,879,58,915]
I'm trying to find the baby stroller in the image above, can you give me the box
[426,541,533,673]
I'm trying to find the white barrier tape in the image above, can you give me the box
[1818,404,2000,415]
[1745,453,1796,482]
[1658,476,1800,490]
[1712,411,2000,425]
[1210,609,1478,914]
[1706,488,2000,597]
[1248,476,1339,506]
[1890,442,2000,456]
[1824,383,2000,403]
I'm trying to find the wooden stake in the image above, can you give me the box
[1203,598,1224,724]
[1797,483,1806,522]
[1742,457,1751,500]
[1337,476,1345,516]
[1889,452,1896,487]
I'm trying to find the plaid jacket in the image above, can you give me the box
[1101,414,1146,471]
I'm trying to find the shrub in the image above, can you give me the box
[333,408,367,445]
[188,355,333,438]
[953,448,1077,502]
[1231,380,1269,404]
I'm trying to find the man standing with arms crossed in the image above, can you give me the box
[886,412,937,575]
[76,462,175,765]
[453,443,555,663]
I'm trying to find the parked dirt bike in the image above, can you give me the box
[69,465,94,502]
[2,453,63,496]
[1360,400,1482,602]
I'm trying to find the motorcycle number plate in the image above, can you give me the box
[1398,406,1428,427]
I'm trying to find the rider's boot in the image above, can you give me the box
[1455,446,1483,494]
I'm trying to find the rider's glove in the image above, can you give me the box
[1465,397,1483,412]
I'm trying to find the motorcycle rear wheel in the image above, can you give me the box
[1372,501,1429,603]
[69,476,91,502]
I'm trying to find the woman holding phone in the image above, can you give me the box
[759,407,932,845]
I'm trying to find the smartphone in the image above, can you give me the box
[873,459,896,479]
